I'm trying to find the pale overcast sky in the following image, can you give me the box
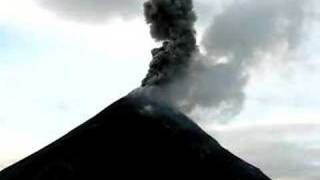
[0,0,319,179]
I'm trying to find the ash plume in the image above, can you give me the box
[141,0,197,86]
[141,0,312,122]
[194,0,307,120]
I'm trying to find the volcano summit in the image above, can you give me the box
[0,92,270,179]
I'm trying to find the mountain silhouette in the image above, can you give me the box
[0,92,271,179]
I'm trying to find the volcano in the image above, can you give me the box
[0,92,270,179]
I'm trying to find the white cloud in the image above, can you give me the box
[35,0,144,22]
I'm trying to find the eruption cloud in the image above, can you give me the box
[141,0,312,122]
[141,0,197,86]
[195,0,307,120]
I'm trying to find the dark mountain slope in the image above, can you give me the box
[0,92,271,179]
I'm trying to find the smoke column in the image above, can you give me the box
[140,0,245,120]
[141,0,197,86]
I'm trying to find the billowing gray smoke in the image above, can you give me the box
[141,0,197,86]
[141,0,311,121]
[194,0,307,120]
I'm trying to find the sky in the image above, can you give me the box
[0,0,319,179]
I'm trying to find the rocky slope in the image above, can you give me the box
[0,92,271,179]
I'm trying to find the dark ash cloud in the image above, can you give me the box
[142,0,312,122]
[141,0,197,86]
[138,0,315,122]
[139,0,246,121]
